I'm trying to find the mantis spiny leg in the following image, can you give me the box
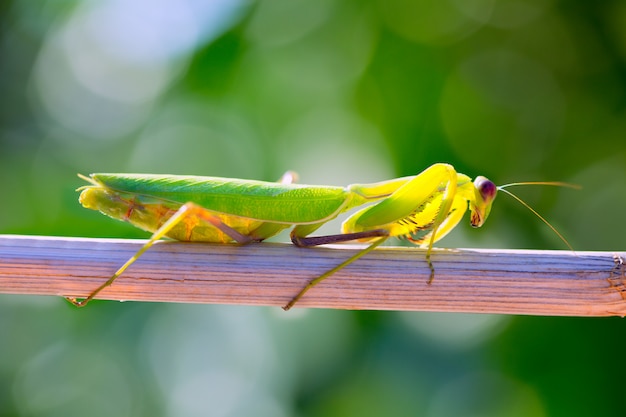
[283,235,389,310]
[67,202,256,307]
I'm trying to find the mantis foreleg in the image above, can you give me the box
[284,164,461,308]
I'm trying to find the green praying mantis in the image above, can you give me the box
[69,163,575,310]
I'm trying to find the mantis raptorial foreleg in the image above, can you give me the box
[284,164,461,309]
[346,163,459,284]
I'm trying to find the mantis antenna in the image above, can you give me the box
[497,181,580,251]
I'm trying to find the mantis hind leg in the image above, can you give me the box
[67,202,257,308]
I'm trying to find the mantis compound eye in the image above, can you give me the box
[470,176,497,228]
[474,176,497,203]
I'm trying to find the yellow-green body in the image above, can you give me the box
[74,163,500,309]
[79,165,494,246]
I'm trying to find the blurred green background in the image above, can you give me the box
[1,0,625,416]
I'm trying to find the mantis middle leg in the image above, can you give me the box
[284,163,462,309]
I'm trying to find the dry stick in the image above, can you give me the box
[0,234,625,316]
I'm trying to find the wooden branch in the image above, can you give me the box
[0,234,624,316]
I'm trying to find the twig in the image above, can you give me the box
[0,234,624,316]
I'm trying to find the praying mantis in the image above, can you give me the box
[70,163,575,310]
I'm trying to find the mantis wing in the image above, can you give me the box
[87,173,354,224]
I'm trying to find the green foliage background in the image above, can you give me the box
[1,1,625,416]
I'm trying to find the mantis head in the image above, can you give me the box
[469,176,498,228]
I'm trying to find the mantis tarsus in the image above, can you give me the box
[70,163,576,310]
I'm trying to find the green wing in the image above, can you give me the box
[89,173,354,224]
